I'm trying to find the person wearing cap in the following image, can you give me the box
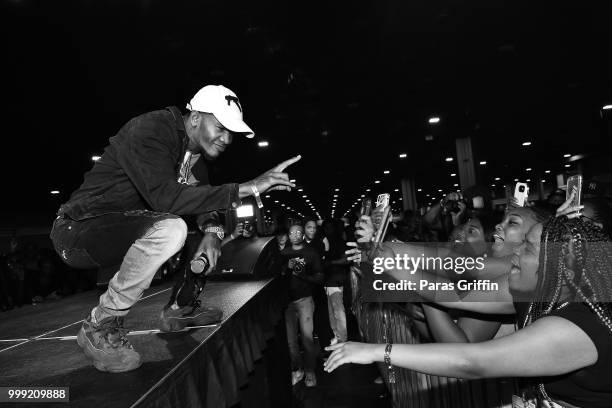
[50,85,300,373]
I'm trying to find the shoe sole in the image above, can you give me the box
[159,309,223,332]
[77,327,142,373]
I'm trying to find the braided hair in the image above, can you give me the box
[525,216,612,332]
[522,216,612,405]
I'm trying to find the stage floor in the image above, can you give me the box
[0,279,274,407]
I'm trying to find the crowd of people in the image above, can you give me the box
[315,179,612,408]
[0,238,96,311]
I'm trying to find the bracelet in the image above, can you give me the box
[251,183,264,209]
[384,343,396,383]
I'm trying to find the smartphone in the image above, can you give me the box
[513,183,529,207]
[566,175,583,208]
[472,196,484,209]
[360,198,372,217]
[375,193,390,209]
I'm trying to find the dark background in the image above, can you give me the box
[2,0,612,228]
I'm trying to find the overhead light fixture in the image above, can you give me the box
[50,190,60,195]
[495,177,500,181]
[417,188,422,192]
[602,104,612,110]
[428,117,440,124]
[335,188,340,192]
[545,170,551,174]
[438,189,442,192]
[265,195,270,198]
[541,179,546,182]
[526,179,531,182]
[257,141,269,147]
[564,154,571,158]
[361,194,365,197]
[298,188,303,192]
[394,189,399,192]
[491,184,496,187]
[383,170,390,174]
[302,195,307,198]
[526,168,532,171]
[514,179,519,182]
[453,184,458,187]
[274,200,279,203]
[479,161,487,165]
[565,164,570,168]
[91,155,101,161]
[522,142,531,146]
[374,180,380,184]
[290,179,296,183]
[399,153,407,158]
[366,189,371,192]
[445,157,453,162]
[451,173,456,177]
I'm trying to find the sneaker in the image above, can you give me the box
[160,300,223,332]
[291,369,305,386]
[305,371,317,387]
[76,313,142,373]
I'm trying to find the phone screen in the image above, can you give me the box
[566,175,583,208]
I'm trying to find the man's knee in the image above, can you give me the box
[154,217,188,252]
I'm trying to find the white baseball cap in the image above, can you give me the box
[186,85,254,138]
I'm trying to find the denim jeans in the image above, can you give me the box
[325,286,347,343]
[50,210,187,316]
[285,296,316,372]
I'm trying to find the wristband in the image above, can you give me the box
[384,343,396,384]
[251,183,264,209]
[204,226,225,240]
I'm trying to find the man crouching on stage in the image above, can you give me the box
[50,85,300,372]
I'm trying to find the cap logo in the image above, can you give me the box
[225,95,242,112]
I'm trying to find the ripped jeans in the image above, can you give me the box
[285,296,316,372]
[50,210,187,317]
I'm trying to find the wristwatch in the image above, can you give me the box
[204,226,225,240]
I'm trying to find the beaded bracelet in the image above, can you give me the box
[384,343,396,383]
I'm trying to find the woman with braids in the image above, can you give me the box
[328,195,612,407]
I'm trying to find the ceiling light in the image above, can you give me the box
[445,157,453,162]
[541,179,546,182]
[564,154,571,158]
[374,180,380,184]
[50,190,60,195]
[565,164,570,168]
[545,170,551,174]
[383,170,390,174]
[453,184,458,187]
[265,195,270,198]
[399,153,407,158]
[428,117,440,124]
[302,195,307,198]
[257,141,269,147]
[479,161,487,165]
[494,177,500,181]
[526,168,532,171]
[603,105,612,110]
[438,189,442,192]
[92,155,101,161]
[298,188,303,192]
[335,188,340,192]
[522,142,531,146]
[366,189,371,192]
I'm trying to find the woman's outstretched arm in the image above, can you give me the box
[324,316,597,379]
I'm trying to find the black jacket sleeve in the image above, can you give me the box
[116,115,240,215]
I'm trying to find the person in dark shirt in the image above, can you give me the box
[282,223,323,387]
[50,85,300,373]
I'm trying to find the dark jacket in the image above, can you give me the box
[58,107,239,221]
